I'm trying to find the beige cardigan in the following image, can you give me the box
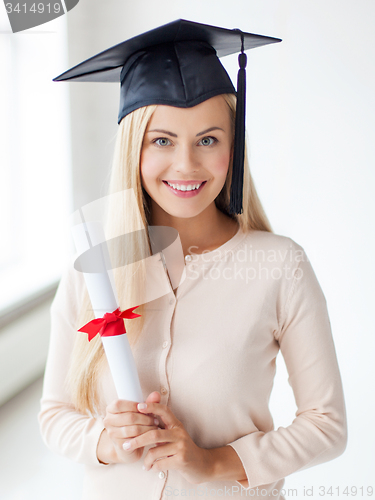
[38,228,347,499]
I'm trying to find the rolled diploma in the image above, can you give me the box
[71,221,144,403]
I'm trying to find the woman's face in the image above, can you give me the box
[140,95,233,220]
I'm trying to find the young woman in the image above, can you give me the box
[39,20,347,500]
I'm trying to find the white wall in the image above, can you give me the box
[0,297,54,406]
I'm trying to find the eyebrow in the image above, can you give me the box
[147,126,225,138]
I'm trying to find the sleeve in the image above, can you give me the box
[37,262,108,466]
[226,243,348,489]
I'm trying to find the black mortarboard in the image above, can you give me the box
[54,19,281,214]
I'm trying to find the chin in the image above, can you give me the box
[166,209,203,219]
[160,203,206,220]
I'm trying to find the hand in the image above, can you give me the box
[101,391,161,464]
[125,401,215,484]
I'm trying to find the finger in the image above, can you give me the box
[110,424,158,440]
[145,454,178,473]
[104,412,157,428]
[107,399,142,414]
[145,391,161,404]
[123,428,176,451]
[137,402,179,429]
[143,442,177,471]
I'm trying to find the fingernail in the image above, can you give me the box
[123,441,131,450]
[138,403,147,410]
[154,418,159,426]
[142,465,146,470]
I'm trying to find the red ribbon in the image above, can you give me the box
[78,306,141,342]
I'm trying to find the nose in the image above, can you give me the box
[173,144,199,174]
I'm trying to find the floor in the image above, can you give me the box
[0,377,83,500]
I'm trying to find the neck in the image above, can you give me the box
[149,201,239,256]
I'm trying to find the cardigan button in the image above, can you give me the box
[185,254,192,262]
[160,387,168,395]
[162,341,168,348]
[158,471,166,479]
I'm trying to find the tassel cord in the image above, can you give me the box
[229,31,247,215]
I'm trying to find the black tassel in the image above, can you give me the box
[229,31,247,215]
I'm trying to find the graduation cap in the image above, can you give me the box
[54,19,281,214]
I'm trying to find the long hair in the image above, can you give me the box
[67,94,272,415]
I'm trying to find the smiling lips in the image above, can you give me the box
[163,180,207,198]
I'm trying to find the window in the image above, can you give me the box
[0,11,72,314]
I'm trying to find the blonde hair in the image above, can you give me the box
[67,94,272,414]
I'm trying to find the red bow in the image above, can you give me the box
[78,307,141,342]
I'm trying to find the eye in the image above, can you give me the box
[199,136,217,146]
[154,137,172,147]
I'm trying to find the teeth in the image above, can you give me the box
[166,182,203,191]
